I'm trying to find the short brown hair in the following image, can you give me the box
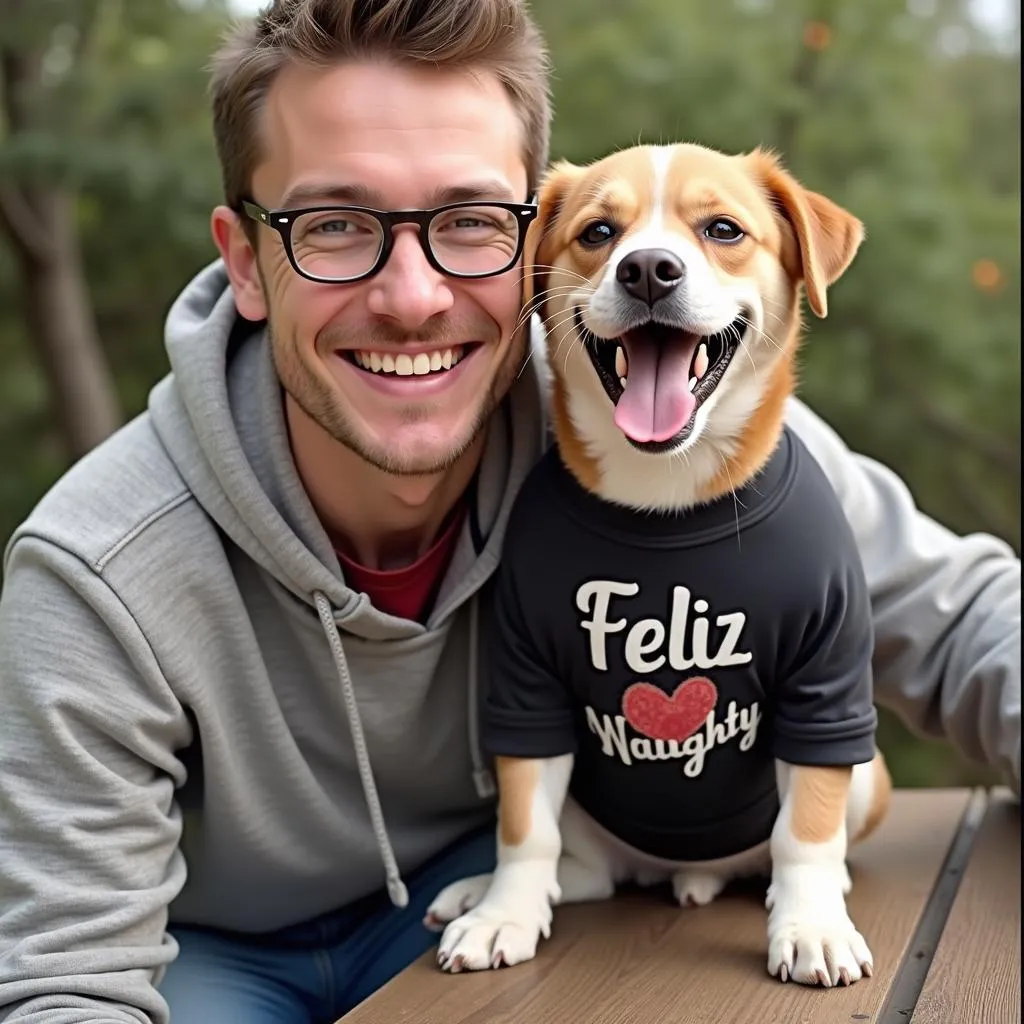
[209,0,551,213]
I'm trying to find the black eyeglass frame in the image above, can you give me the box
[239,198,538,284]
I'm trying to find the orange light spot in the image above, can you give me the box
[803,21,832,51]
[972,259,1004,293]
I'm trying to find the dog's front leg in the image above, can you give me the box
[766,763,873,987]
[437,753,572,972]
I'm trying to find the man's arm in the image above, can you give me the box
[0,537,192,1024]
[785,397,1021,794]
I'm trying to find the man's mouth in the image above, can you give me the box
[573,308,748,451]
[339,344,480,378]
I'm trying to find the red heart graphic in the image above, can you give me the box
[621,678,718,742]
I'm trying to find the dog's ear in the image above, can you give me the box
[522,160,585,310]
[747,148,863,318]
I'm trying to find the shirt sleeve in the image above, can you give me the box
[480,535,578,760]
[770,508,879,768]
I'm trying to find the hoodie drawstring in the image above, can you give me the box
[313,591,409,908]
[467,594,496,799]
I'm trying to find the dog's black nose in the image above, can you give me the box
[616,249,685,305]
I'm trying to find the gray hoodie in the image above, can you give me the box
[0,261,1019,1023]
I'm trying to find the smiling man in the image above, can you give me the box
[0,1,1019,1023]
[217,54,540,597]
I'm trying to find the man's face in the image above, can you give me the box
[234,61,530,475]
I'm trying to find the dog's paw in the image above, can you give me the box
[672,869,726,908]
[767,913,873,986]
[436,864,558,973]
[423,873,494,931]
[766,873,872,987]
[437,905,548,972]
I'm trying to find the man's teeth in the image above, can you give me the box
[354,347,464,376]
[688,342,709,393]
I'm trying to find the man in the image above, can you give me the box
[0,0,1018,1021]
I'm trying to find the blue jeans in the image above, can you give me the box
[158,824,495,1023]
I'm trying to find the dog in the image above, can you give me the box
[427,143,893,988]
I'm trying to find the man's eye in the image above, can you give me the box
[704,219,745,243]
[579,221,617,247]
[313,219,356,234]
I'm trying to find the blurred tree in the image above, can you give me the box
[0,0,122,458]
[0,0,227,544]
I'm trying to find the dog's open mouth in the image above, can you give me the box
[573,308,748,451]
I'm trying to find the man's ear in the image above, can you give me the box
[746,148,864,318]
[522,159,585,312]
[211,205,268,322]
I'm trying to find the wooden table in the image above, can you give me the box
[341,788,1020,1024]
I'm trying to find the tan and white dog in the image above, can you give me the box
[428,143,892,987]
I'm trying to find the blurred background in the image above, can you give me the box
[0,0,1019,786]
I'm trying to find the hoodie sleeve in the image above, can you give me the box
[785,398,1022,795]
[0,536,192,1024]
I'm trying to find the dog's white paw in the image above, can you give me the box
[437,906,548,971]
[423,873,493,931]
[672,869,726,908]
[766,871,872,986]
[436,864,558,972]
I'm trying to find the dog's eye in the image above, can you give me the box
[704,219,745,243]
[578,221,617,247]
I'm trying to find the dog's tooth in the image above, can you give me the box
[615,345,627,379]
[619,376,627,390]
[688,376,698,393]
[694,343,709,380]
[370,352,383,373]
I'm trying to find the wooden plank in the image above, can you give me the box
[910,789,1021,1024]
[876,786,989,1023]
[341,789,972,1024]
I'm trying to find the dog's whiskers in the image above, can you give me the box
[512,287,594,336]
[545,310,586,375]
[518,264,593,288]
[717,453,744,551]
[737,315,782,356]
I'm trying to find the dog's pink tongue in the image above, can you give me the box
[613,331,698,443]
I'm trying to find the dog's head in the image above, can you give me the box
[525,143,863,511]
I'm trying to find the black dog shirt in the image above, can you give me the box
[481,427,878,862]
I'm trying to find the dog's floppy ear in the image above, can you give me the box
[747,148,863,318]
[522,160,585,310]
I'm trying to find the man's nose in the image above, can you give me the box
[366,228,454,326]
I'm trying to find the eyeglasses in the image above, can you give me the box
[240,199,538,284]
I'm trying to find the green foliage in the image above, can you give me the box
[0,0,1017,786]
[0,0,226,540]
